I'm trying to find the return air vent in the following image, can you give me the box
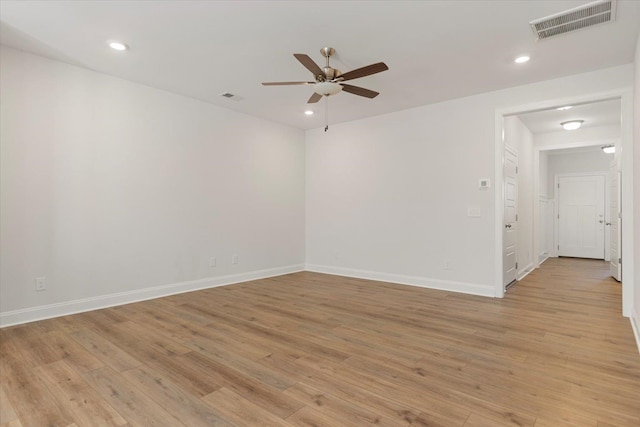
[530,0,616,40]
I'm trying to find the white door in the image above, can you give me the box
[558,175,605,259]
[609,162,621,281]
[503,147,518,288]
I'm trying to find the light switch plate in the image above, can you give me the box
[468,207,481,217]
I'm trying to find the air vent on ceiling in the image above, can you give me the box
[530,0,616,40]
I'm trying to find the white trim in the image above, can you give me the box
[0,264,305,328]
[517,262,533,281]
[495,88,634,317]
[494,112,506,297]
[305,264,495,297]
[619,92,634,317]
[630,308,640,355]
[538,138,619,152]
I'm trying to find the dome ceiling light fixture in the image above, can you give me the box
[561,120,584,131]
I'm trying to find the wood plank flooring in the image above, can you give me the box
[1,257,639,426]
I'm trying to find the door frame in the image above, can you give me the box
[493,89,633,320]
[609,159,622,281]
[554,172,609,260]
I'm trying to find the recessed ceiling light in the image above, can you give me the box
[561,120,583,131]
[108,41,129,51]
[304,110,314,116]
[514,55,530,64]
[556,106,573,111]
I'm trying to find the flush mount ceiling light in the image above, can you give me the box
[108,41,129,51]
[556,106,573,110]
[561,120,583,130]
[304,110,314,116]
[514,55,530,64]
[601,144,615,154]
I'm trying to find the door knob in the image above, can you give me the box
[599,220,603,224]
[605,222,611,226]
[505,224,512,229]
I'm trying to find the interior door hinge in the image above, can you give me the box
[516,214,518,221]
[515,262,518,269]
[557,183,560,188]
[619,258,622,265]
[558,245,560,250]
[516,167,518,174]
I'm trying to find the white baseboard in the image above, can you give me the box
[631,308,640,355]
[305,264,494,297]
[0,264,305,328]
[517,262,534,281]
[538,251,549,264]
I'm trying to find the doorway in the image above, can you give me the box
[494,91,633,319]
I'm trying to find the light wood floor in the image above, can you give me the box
[1,258,639,427]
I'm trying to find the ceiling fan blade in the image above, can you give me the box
[339,62,389,82]
[307,92,323,103]
[294,53,325,78]
[340,84,379,99]
[262,81,314,86]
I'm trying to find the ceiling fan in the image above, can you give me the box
[262,47,389,104]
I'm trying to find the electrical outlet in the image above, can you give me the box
[209,256,216,268]
[35,276,46,291]
[232,254,239,265]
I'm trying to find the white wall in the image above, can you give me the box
[0,47,306,325]
[306,64,633,297]
[539,151,551,198]
[633,31,640,349]
[548,150,614,188]
[1,44,637,330]
[504,116,534,276]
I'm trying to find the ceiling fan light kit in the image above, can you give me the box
[262,47,388,131]
[314,81,342,96]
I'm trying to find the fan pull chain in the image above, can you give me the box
[324,96,329,132]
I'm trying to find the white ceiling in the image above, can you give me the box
[1,1,639,130]
[516,98,621,134]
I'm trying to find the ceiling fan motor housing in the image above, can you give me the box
[323,67,341,80]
